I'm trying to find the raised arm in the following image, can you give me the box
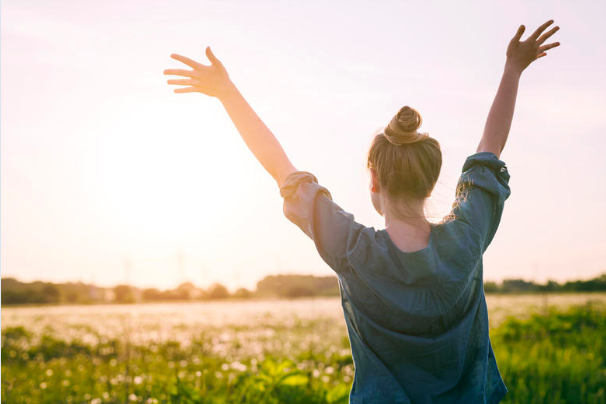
[164,47,297,187]
[477,20,561,159]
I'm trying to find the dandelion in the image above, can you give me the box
[134,376,143,385]
[129,393,138,401]
[195,371,202,377]
[62,380,70,387]
[39,382,47,389]
[231,361,247,372]
[90,399,102,404]
[109,359,118,367]
[325,366,335,374]
[46,369,53,376]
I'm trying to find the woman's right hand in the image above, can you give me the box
[164,46,235,98]
[505,20,561,75]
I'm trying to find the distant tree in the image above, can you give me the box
[1,278,19,290]
[563,275,606,292]
[256,274,339,297]
[207,283,229,299]
[285,285,315,298]
[539,280,561,292]
[483,282,499,293]
[113,285,134,303]
[142,288,163,301]
[169,289,189,300]
[175,282,197,300]
[41,284,60,304]
[65,291,79,304]
[501,279,539,293]
[234,288,253,299]
[1,290,30,305]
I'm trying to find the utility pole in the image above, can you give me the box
[124,255,133,285]
[234,265,242,292]
[176,247,186,286]
[200,264,207,288]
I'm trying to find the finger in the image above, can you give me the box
[163,69,196,78]
[529,19,554,41]
[173,86,199,93]
[167,79,196,85]
[512,25,525,42]
[205,46,222,65]
[536,26,560,46]
[171,54,204,69]
[538,42,560,52]
[534,52,547,60]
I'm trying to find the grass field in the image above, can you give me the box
[2,294,605,403]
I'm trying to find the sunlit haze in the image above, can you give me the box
[2,0,605,291]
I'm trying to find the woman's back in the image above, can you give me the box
[165,19,559,404]
[279,151,511,403]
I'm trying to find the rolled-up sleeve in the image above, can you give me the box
[450,152,511,252]
[280,171,366,273]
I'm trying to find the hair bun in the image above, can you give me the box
[384,106,428,145]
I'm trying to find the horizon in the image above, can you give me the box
[2,0,605,291]
[3,271,605,294]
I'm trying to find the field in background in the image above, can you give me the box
[2,293,605,403]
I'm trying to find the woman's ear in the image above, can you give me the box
[370,169,380,193]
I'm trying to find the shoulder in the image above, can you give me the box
[433,221,483,276]
[463,151,508,173]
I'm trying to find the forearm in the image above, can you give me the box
[477,64,522,159]
[219,81,297,186]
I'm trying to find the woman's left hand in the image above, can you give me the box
[164,47,234,98]
[505,20,560,75]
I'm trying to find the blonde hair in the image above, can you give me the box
[367,106,442,218]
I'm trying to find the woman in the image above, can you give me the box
[164,20,560,404]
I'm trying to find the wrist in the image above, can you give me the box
[218,80,239,103]
[504,61,523,79]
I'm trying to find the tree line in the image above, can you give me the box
[2,273,605,306]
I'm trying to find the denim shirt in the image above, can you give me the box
[279,152,511,404]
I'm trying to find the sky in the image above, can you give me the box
[2,0,605,291]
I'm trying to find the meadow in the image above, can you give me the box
[2,294,605,404]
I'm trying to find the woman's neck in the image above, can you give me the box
[383,198,430,233]
[383,202,432,252]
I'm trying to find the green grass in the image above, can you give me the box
[2,302,605,403]
[493,301,606,404]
